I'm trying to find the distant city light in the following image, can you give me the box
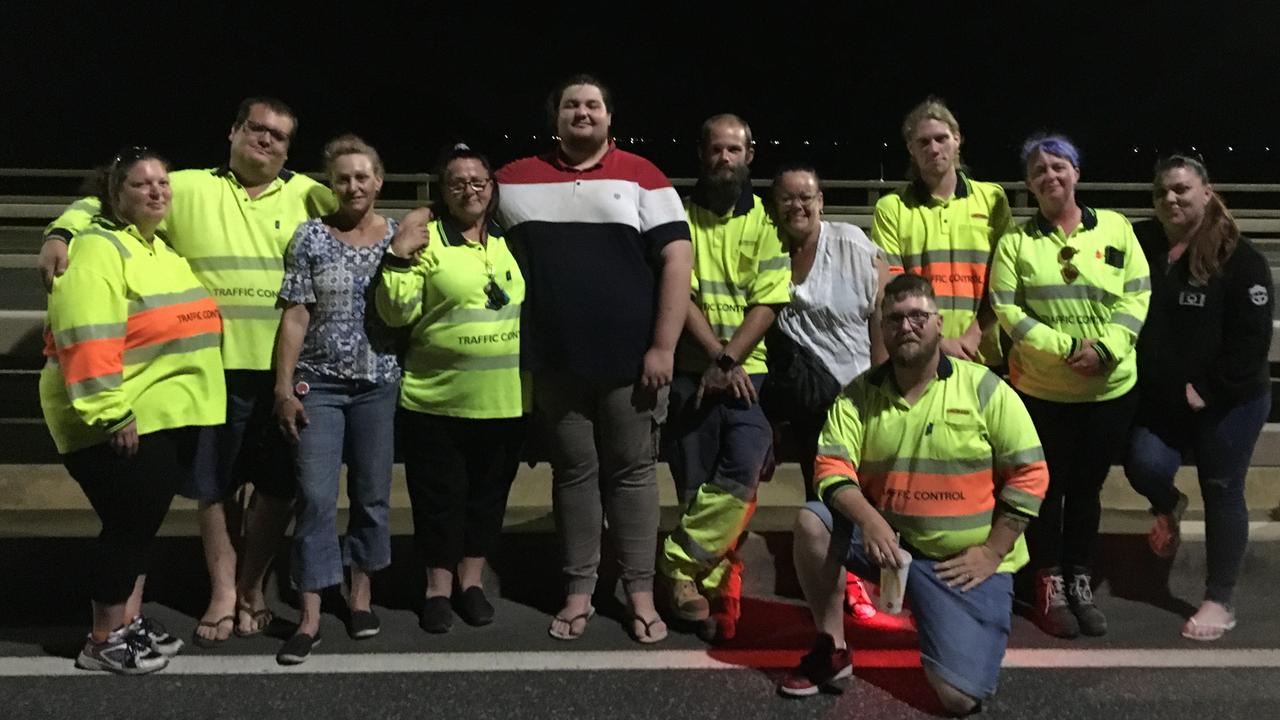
[1132,147,1139,153]
[1227,146,1234,152]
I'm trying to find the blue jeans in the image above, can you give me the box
[290,376,399,592]
[803,501,1013,700]
[666,373,772,505]
[1125,391,1270,604]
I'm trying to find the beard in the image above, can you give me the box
[890,332,941,369]
[701,162,750,213]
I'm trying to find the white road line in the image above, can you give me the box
[2,648,1279,677]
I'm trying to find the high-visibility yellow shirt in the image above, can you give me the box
[375,218,528,419]
[40,218,226,453]
[163,168,336,370]
[44,196,101,242]
[871,173,1011,364]
[814,355,1048,573]
[677,186,790,375]
[989,207,1151,403]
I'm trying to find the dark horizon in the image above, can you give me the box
[6,2,1279,181]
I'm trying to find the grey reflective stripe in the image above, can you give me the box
[758,256,791,272]
[217,305,282,320]
[699,280,744,297]
[123,332,222,366]
[66,372,123,400]
[901,249,992,268]
[882,508,994,533]
[883,253,904,268]
[667,526,722,564]
[438,304,522,325]
[53,322,127,347]
[859,455,992,477]
[1001,487,1044,513]
[976,371,1001,411]
[816,444,851,461]
[1111,312,1143,334]
[78,228,131,258]
[408,352,520,372]
[997,446,1046,469]
[1025,284,1119,304]
[990,290,1018,306]
[1124,276,1152,292]
[707,472,758,502]
[935,294,980,312]
[1012,316,1040,344]
[710,322,741,340]
[127,287,211,314]
[187,256,285,272]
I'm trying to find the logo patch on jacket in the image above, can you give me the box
[1178,291,1206,307]
[1250,284,1269,306]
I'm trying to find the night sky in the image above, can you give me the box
[6,2,1279,181]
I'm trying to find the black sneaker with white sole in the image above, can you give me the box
[276,632,321,665]
[130,615,184,657]
[75,627,169,675]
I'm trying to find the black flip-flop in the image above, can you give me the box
[192,615,234,649]
[548,606,596,640]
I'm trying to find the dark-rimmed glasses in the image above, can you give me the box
[882,310,937,330]
[241,119,291,144]
[112,145,151,168]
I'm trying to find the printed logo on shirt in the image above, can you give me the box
[1249,284,1269,306]
[1178,291,1207,308]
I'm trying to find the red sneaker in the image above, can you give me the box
[778,634,852,697]
[844,573,878,620]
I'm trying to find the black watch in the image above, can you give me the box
[715,352,738,372]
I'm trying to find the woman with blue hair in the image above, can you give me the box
[989,134,1151,639]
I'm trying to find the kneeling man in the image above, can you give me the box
[780,273,1047,715]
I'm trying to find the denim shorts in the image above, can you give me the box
[182,370,295,502]
[803,501,1014,699]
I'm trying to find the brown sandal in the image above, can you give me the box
[234,606,274,638]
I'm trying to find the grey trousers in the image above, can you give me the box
[535,370,668,595]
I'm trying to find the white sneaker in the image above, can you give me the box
[75,627,169,675]
[130,615,184,657]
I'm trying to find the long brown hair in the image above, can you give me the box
[1154,155,1239,285]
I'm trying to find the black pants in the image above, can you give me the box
[63,427,198,604]
[1019,391,1137,572]
[402,411,526,569]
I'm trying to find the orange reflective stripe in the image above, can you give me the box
[126,298,223,350]
[1001,460,1049,502]
[815,454,857,482]
[906,261,988,300]
[887,264,906,274]
[862,468,997,517]
[59,337,125,385]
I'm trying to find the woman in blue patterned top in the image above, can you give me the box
[272,134,401,664]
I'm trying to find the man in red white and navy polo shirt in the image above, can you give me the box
[496,74,692,644]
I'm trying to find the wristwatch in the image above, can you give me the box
[715,351,738,372]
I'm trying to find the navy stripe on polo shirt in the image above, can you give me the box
[497,145,690,380]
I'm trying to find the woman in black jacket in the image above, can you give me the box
[1125,155,1273,641]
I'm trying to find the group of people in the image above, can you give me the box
[35,78,1269,714]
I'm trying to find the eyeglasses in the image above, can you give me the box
[1059,246,1080,283]
[882,310,937,329]
[778,193,819,206]
[447,178,492,195]
[111,145,151,168]
[241,119,291,144]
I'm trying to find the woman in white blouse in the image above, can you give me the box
[767,163,889,617]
